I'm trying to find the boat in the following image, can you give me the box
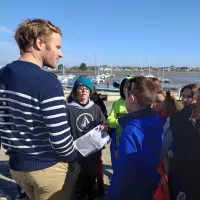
[113,81,120,88]
[160,67,172,83]
[100,73,110,79]
[110,61,115,77]
[92,57,105,84]
[142,74,155,78]
[61,77,69,84]
[162,79,172,84]
[141,53,155,78]
[57,65,76,84]
[65,74,76,79]
[92,75,105,84]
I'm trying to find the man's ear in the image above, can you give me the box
[35,36,44,50]
[130,94,135,104]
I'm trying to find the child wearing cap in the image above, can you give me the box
[66,76,108,200]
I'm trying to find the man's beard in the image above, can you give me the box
[43,44,56,69]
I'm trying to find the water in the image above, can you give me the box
[109,72,200,89]
[57,71,200,90]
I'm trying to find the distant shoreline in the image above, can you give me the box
[54,70,200,75]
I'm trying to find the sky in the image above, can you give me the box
[0,0,200,67]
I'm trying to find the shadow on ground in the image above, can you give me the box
[0,161,17,200]
[104,164,112,171]
[104,164,112,181]
[0,162,113,200]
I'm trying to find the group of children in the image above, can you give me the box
[67,75,167,199]
[107,79,199,199]
[14,75,200,200]
[67,75,198,199]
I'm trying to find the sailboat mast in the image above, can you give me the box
[98,57,100,76]
[162,66,164,80]
[101,53,103,75]
[94,53,97,77]
[140,58,142,70]
[148,53,151,75]
[110,61,112,76]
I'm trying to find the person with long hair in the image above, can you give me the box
[170,87,200,199]
[154,90,180,118]
[154,90,180,173]
[180,83,198,107]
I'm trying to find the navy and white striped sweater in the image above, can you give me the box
[0,60,76,171]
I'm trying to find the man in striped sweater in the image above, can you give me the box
[0,19,77,200]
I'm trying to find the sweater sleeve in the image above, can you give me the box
[40,78,76,160]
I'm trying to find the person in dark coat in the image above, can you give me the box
[90,86,108,197]
[170,89,200,199]
[90,86,108,119]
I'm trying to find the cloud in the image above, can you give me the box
[0,26,13,34]
[0,42,19,65]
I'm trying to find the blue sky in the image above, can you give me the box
[0,0,200,67]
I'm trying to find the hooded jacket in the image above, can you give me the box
[107,107,167,200]
[107,77,132,146]
[66,100,107,140]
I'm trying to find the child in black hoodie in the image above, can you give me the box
[66,77,107,200]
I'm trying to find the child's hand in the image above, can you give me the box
[100,124,108,132]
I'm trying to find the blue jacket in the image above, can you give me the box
[107,107,166,200]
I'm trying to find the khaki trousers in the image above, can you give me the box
[10,162,77,200]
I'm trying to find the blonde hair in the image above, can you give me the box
[15,19,62,54]
[157,90,180,117]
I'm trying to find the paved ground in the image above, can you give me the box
[0,101,114,200]
[0,150,18,199]
[0,147,112,200]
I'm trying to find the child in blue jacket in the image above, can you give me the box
[107,77,166,200]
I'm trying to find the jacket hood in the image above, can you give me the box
[68,99,94,109]
[119,77,133,99]
[119,107,167,130]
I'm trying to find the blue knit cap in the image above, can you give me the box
[72,77,93,94]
